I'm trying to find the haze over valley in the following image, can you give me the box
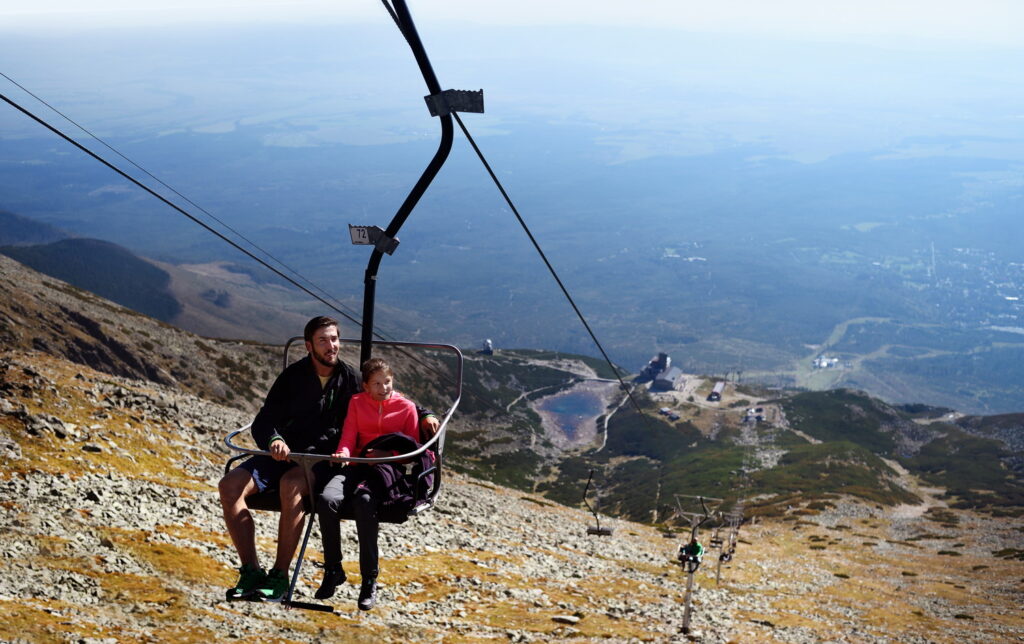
[2,3,1023,413]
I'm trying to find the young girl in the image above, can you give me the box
[316,358,420,610]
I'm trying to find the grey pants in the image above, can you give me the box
[317,466,380,579]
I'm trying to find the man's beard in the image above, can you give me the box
[311,346,338,369]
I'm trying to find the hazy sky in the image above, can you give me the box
[4,0,1023,48]
[3,0,1022,164]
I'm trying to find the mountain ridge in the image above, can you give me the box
[2,251,1021,523]
[0,210,69,246]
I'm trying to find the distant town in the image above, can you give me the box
[907,246,1022,331]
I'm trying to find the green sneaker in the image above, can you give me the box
[226,563,266,600]
[253,568,290,601]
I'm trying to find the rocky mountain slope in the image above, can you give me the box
[0,252,280,412]
[2,348,1023,643]
[1,252,1023,641]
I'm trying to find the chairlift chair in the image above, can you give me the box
[672,495,721,574]
[582,470,613,536]
[709,527,723,549]
[677,542,704,574]
[223,337,462,611]
[221,0,479,609]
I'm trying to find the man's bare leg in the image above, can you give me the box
[273,466,310,573]
[219,467,260,567]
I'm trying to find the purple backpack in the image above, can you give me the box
[358,432,437,522]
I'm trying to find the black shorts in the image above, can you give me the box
[237,455,297,494]
[238,455,335,494]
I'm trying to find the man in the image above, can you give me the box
[218,315,439,600]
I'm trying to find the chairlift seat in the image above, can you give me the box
[587,526,613,536]
[222,453,439,524]
[680,557,702,574]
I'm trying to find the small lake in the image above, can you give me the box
[536,389,605,439]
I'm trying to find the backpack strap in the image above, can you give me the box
[361,432,420,456]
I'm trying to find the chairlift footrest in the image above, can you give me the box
[224,592,264,604]
[283,600,335,613]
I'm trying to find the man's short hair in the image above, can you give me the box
[304,316,339,342]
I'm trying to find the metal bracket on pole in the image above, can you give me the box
[348,224,400,255]
[424,89,484,117]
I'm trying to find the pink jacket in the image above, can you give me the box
[335,391,418,457]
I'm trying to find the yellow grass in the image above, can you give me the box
[102,526,234,589]
[0,599,125,644]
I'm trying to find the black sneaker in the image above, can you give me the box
[357,578,377,611]
[314,565,347,600]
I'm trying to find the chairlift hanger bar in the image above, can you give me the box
[375,2,643,429]
[347,91,482,258]
[355,0,483,365]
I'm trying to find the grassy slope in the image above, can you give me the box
[527,386,1022,526]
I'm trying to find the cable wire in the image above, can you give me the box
[452,111,649,420]
[380,0,404,36]
[3,29,641,421]
[0,71,364,327]
[0,89,369,328]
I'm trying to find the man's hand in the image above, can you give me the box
[419,415,440,440]
[269,439,291,461]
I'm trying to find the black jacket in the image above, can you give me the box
[251,356,360,455]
